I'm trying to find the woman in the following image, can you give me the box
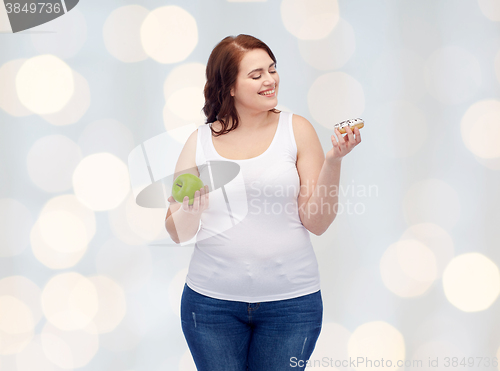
[165,34,361,371]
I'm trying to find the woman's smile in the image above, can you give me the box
[259,89,276,97]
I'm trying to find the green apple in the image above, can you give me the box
[172,173,205,205]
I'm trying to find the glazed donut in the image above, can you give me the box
[334,118,364,134]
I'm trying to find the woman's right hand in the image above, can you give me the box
[168,185,210,216]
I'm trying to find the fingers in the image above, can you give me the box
[182,195,190,209]
[196,188,205,210]
[197,185,209,211]
[335,126,360,147]
[354,126,361,142]
[194,186,210,212]
[191,190,200,212]
[197,186,208,212]
[182,186,210,213]
[344,126,355,142]
[346,126,361,143]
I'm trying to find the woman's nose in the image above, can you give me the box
[264,72,276,84]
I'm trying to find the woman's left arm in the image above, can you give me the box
[296,121,361,236]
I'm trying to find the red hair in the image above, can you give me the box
[202,34,281,137]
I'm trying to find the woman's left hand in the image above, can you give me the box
[325,126,361,166]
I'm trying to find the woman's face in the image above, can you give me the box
[230,48,279,112]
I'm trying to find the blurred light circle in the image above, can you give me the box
[85,275,127,334]
[38,210,88,253]
[30,8,87,59]
[477,0,500,21]
[107,189,171,244]
[73,153,130,211]
[125,193,170,241]
[140,5,198,64]
[281,0,340,40]
[16,335,66,371]
[41,272,98,331]
[380,240,438,297]
[348,321,405,371]
[308,71,365,128]
[163,62,207,128]
[103,5,149,63]
[163,121,198,150]
[424,45,481,105]
[164,63,205,98]
[466,111,500,158]
[163,105,199,134]
[108,193,151,245]
[16,55,74,115]
[461,99,500,159]
[0,296,35,334]
[0,198,33,257]
[471,156,500,170]
[0,329,34,355]
[442,252,500,312]
[41,322,99,369]
[31,218,88,269]
[31,194,95,269]
[78,118,135,162]
[95,238,152,292]
[0,285,36,355]
[167,86,205,122]
[400,223,455,276]
[40,332,73,369]
[396,241,437,282]
[0,276,42,325]
[37,195,95,253]
[27,134,82,193]
[371,100,428,158]
[0,59,32,117]
[39,70,91,126]
[402,178,461,230]
[298,17,356,70]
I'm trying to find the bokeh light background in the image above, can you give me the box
[1,0,500,370]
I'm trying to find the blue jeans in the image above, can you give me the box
[180,283,323,371]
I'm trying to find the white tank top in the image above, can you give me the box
[186,110,321,302]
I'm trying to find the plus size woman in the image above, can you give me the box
[165,34,361,371]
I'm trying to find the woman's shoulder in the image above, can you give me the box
[291,113,316,130]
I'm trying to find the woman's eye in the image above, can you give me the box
[252,71,277,80]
